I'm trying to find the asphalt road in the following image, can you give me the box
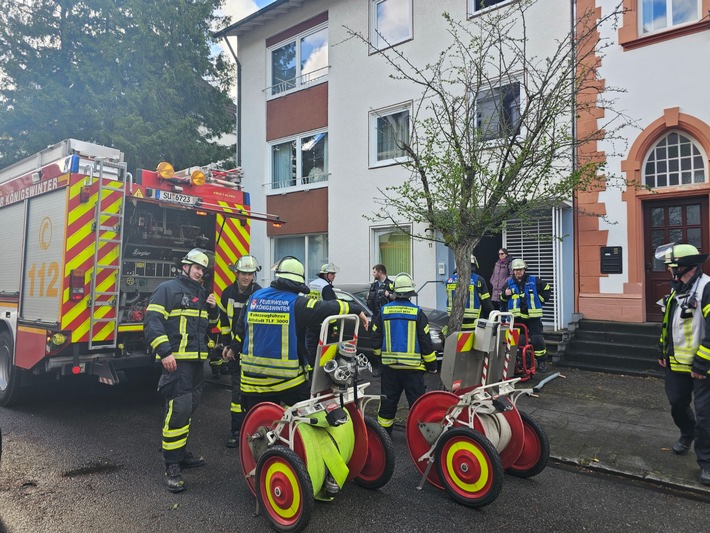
[1,372,709,533]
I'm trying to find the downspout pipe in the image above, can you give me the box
[571,0,580,316]
[221,36,242,166]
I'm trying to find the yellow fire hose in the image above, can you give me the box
[296,410,356,501]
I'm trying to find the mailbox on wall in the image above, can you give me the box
[600,246,623,274]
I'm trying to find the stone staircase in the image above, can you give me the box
[547,318,663,378]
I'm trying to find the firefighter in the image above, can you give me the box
[218,255,262,448]
[371,273,438,435]
[656,243,710,486]
[225,256,368,417]
[306,262,340,365]
[144,248,219,493]
[446,255,494,331]
[307,263,339,301]
[500,258,551,373]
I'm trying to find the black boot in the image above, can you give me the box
[536,357,548,374]
[165,463,185,493]
[226,432,240,449]
[179,451,205,469]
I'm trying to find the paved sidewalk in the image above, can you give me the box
[365,366,710,498]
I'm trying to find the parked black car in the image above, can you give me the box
[332,284,447,360]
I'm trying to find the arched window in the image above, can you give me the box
[643,131,707,188]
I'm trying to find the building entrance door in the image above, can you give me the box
[643,196,708,322]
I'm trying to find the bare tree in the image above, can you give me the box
[348,0,633,332]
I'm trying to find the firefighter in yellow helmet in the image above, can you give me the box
[144,248,218,493]
[217,255,262,448]
[655,243,710,486]
[225,256,368,418]
[500,258,552,373]
[371,273,437,435]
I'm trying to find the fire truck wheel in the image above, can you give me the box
[435,427,503,508]
[505,410,549,478]
[353,416,395,490]
[256,446,314,533]
[0,330,22,407]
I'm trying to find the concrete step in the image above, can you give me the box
[566,339,655,358]
[572,330,659,346]
[555,358,663,378]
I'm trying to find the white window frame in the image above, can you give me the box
[369,102,411,168]
[266,23,329,99]
[638,0,700,35]
[642,130,708,189]
[474,77,523,142]
[371,225,412,277]
[267,129,329,194]
[272,234,329,283]
[369,0,413,52]
[468,0,513,17]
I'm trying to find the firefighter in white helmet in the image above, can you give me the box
[307,262,339,301]
[305,262,341,365]
[655,243,710,486]
[217,255,262,448]
[144,248,218,493]
[371,273,438,435]
[225,256,368,417]
[446,254,494,331]
[500,258,552,373]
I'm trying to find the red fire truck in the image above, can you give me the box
[0,139,282,406]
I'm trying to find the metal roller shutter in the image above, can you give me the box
[503,209,561,329]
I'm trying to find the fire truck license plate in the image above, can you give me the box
[157,191,198,206]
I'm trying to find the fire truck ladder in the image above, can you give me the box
[88,159,127,350]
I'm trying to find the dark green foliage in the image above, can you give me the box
[0,0,235,172]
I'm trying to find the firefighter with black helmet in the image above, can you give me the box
[225,256,368,416]
[371,273,437,435]
[656,242,710,486]
[218,255,262,448]
[144,248,219,493]
[446,255,494,331]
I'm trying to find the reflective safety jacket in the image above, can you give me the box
[217,281,262,345]
[234,279,364,395]
[144,273,219,361]
[446,273,492,322]
[501,274,550,319]
[660,273,710,375]
[306,277,335,301]
[372,299,436,371]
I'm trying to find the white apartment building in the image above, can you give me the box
[216,0,574,328]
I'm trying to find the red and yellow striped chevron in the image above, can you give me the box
[212,208,251,298]
[456,331,474,353]
[61,175,123,343]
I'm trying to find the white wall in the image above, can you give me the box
[234,0,571,308]
[595,0,710,294]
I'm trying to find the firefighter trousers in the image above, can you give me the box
[664,368,710,468]
[158,360,204,464]
[378,367,426,432]
[520,317,547,359]
[228,361,245,435]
